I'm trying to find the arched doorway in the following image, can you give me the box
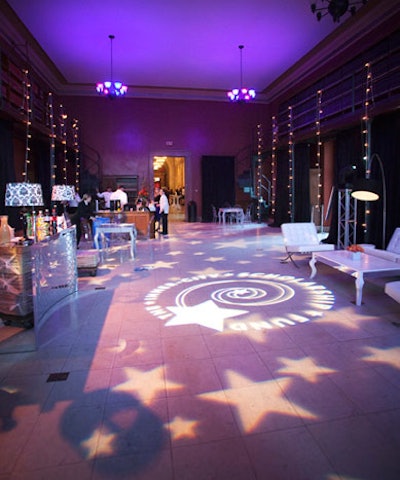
[153,155,185,221]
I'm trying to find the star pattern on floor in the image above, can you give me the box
[276,356,337,383]
[81,426,116,459]
[165,300,248,332]
[214,238,248,249]
[113,366,184,404]
[198,370,318,433]
[166,251,184,256]
[362,345,400,369]
[205,256,225,262]
[143,260,178,269]
[188,266,233,276]
[166,415,199,440]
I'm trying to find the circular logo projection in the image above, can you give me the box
[144,272,334,332]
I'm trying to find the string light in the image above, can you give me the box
[288,106,294,221]
[256,123,263,223]
[271,116,278,218]
[47,92,56,184]
[59,105,68,184]
[72,119,80,194]
[315,90,323,210]
[21,69,32,181]
[362,62,374,234]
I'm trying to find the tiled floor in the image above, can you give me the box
[1,220,400,480]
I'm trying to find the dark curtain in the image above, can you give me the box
[272,149,290,226]
[0,120,19,228]
[34,139,52,211]
[324,127,363,245]
[293,143,311,222]
[201,156,235,222]
[272,144,311,227]
[369,111,400,247]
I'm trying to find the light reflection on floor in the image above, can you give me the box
[1,221,400,479]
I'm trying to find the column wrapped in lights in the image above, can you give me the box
[270,116,278,218]
[256,123,263,223]
[288,106,295,222]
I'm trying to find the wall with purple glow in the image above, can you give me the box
[62,96,268,217]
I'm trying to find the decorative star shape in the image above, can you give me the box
[166,251,184,256]
[188,266,232,276]
[214,239,247,250]
[81,427,116,459]
[205,256,225,262]
[143,260,178,269]
[113,366,183,404]
[165,415,199,440]
[198,370,317,433]
[362,346,400,369]
[165,300,248,332]
[277,356,337,383]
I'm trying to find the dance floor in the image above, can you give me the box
[1,221,400,479]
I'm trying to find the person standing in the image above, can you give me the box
[70,193,95,246]
[159,188,169,235]
[97,187,112,209]
[110,185,128,210]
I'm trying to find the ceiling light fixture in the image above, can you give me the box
[96,34,127,98]
[227,45,255,103]
[310,0,368,22]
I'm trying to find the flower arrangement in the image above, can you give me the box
[347,244,364,253]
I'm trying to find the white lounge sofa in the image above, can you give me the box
[363,228,400,263]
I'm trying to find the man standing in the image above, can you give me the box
[110,185,128,210]
[159,188,169,235]
[97,187,113,209]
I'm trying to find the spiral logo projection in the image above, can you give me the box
[144,272,334,332]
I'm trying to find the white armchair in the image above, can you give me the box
[281,222,335,267]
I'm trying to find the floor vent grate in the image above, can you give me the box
[47,372,70,382]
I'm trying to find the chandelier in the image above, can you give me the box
[311,0,368,22]
[227,45,256,103]
[96,34,127,98]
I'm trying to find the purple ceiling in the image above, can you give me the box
[6,0,362,95]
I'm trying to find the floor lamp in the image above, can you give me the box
[351,153,387,249]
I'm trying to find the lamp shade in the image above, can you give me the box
[351,178,380,202]
[51,184,75,201]
[5,182,44,207]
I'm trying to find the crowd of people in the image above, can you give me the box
[63,184,172,246]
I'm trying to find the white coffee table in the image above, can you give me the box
[309,250,400,306]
